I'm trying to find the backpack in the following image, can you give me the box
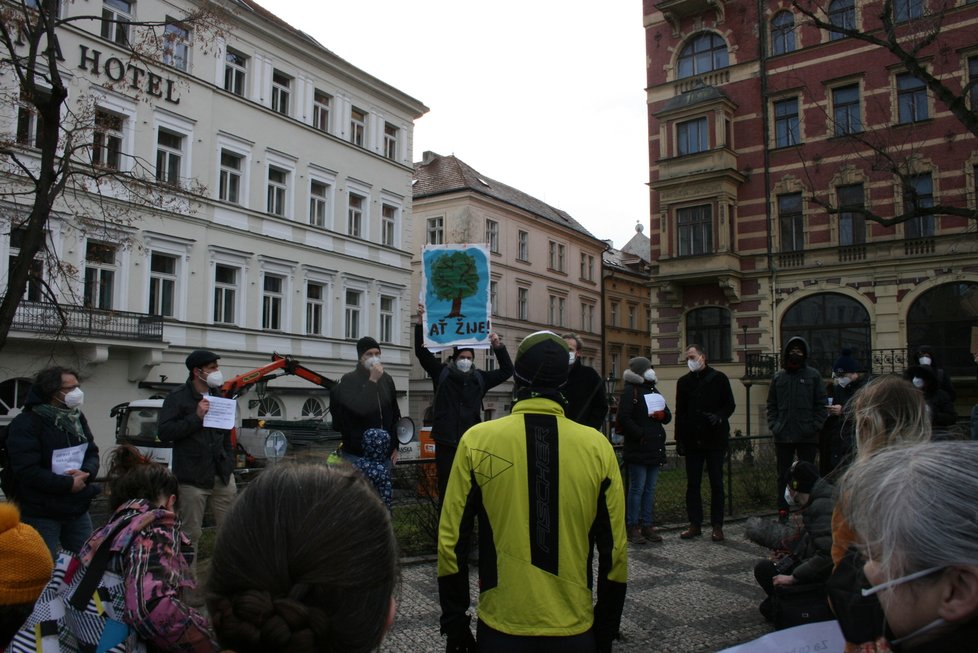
[0,411,41,499]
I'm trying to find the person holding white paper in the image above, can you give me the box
[6,366,100,558]
[158,349,236,576]
[618,357,671,545]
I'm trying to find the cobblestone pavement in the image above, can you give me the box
[382,519,775,652]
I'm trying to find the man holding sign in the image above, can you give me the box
[158,349,236,572]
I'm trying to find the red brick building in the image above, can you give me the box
[644,0,978,431]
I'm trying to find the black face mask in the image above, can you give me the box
[825,548,887,644]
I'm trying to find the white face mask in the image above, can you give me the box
[918,356,932,366]
[455,358,473,373]
[687,359,702,373]
[365,356,382,370]
[836,376,852,388]
[911,377,925,390]
[204,370,224,388]
[784,487,797,507]
[568,352,576,365]
[62,387,84,408]
[643,369,657,383]
[861,565,947,646]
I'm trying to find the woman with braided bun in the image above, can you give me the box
[205,463,398,653]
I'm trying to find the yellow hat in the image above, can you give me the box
[0,502,53,605]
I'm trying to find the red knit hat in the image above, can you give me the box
[0,502,53,605]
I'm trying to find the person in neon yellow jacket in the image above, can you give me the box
[438,331,628,653]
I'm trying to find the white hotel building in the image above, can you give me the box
[0,0,428,451]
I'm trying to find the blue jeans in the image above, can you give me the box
[626,463,660,527]
[22,512,93,558]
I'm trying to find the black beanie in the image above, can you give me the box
[357,336,381,358]
[833,348,860,374]
[453,346,475,359]
[514,331,569,388]
[788,460,819,494]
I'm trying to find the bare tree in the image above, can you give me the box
[0,0,226,352]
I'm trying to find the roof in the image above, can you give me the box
[604,224,652,275]
[413,152,598,240]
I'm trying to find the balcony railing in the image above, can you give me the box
[745,348,912,380]
[6,299,163,341]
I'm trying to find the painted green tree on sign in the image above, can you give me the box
[430,251,480,318]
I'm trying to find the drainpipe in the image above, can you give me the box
[758,0,778,353]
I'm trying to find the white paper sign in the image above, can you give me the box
[645,393,666,414]
[717,620,844,653]
[202,396,237,430]
[51,442,87,475]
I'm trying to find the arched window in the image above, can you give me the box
[828,0,855,39]
[781,293,870,374]
[677,33,729,79]
[686,307,732,362]
[907,282,978,375]
[302,397,326,418]
[255,397,283,418]
[0,378,32,418]
[771,11,796,55]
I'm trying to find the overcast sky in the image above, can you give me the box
[270,1,650,251]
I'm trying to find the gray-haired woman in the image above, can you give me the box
[837,441,978,651]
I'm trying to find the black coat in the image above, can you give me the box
[414,324,513,446]
[7,389,100,520]
[562,361,608,430]
[618,375,671,466]
[330,364,400,457]
[675,365,736,451]
[157,380,234,489]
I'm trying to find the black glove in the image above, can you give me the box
[675,441,686,456]
[445,628,477,653]
[705,412,722,426]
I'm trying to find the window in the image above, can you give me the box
[828,0,855,39]
[686,307,732,362]
[782,294,871,372]
[302,398,326,418]
[313,90,331,132]
[148,252,176,317]
[774,97,800,147]
[628,305,637,330]
[350,108,366,146]
[162,19,189,71]
[344,289,361,339]
[893,0,923,22]
[837,183,866,245]
[549,295,566,327]
[8,228,44,302]
[580,253,595,281]
[16,90,48,148]
[677,116,709,155]
[485,219,499,253]
[348,193,364,237]
[266,167,288,216]
[771,11,795,55]
[778,192,804,252]
[969,56,978,108]
[224,47,247,96]
[904,173,935,238]
[84,240,115,310]
[677,204,713,256]
[155,129,183,185]
[305,282,324,335]
[92,109,123,169]
[610,301,619,327]
[379,295,395,343]
[518,288,528,320]
[832,84,861,136]
[427,216,444,244]
[897,73,928,123]
[219,150,242,203]
[262,274,283,330]
[271,70,291,115]
[610,353,620,379]
[384,123,398,160]
[548,241,566,271]
[518,230,529,261]
[255,398,282,417]
[677,33,728,79]
[213,264,237,324]
[381,204,397,247]
[490,280,498,315]
[309,181,329,227]
[101,0,131,45]
[581,303,594,332]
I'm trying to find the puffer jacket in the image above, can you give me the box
[767,336,828,443]
[158,380,234,489]
[7,387,100,520]
[791,477,835,585]
[618,371,671,466]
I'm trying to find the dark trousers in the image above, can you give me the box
[435,442,458,502]
[754,558,779,596]
[684,447,725,528]
[775,442,818,511]
[477,620,596,653]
